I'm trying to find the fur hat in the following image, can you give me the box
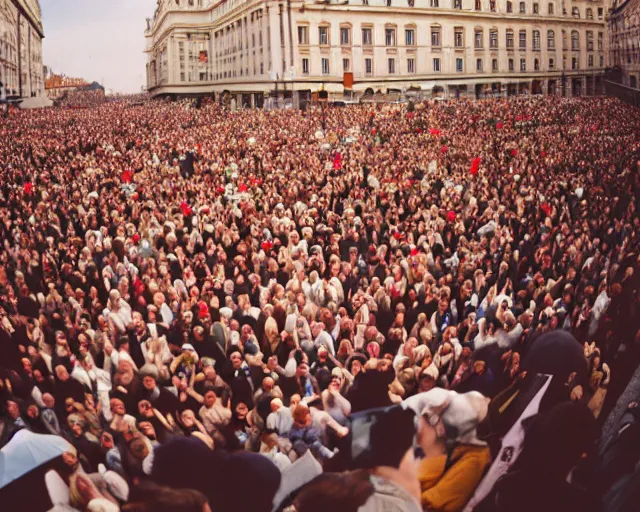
[139,364,159,380]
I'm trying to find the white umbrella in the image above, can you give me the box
[0,430,73,488]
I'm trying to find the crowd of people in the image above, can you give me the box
[0,94,639,512]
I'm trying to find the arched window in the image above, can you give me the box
[571,30,579,51]
[548,2,554,14]
[506,0,512,12]
[572,6,580,18]
[532,29,540,50]
[547,29,555,49]
[586,8,593,19]
[534,58,540,70]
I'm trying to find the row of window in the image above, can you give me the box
[303,26,603,52]
[361,0,603,19]
[302,54,603,75]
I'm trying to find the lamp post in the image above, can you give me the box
[319,85,328,132]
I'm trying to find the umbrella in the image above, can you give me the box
[0,429,72,488]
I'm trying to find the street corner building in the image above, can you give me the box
[145,0,608,106]
[608,0,640,89]
[0,0,44,99]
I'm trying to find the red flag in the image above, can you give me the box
[541,203,551,216]
[416,128,422,134]
[510,149,518,157]
[122,170,132,183]
[541,151,547,157]
[496,122,503,129]
[441,145,448,154]
[23,182,33,194]
[428,128,442,137]
[470,157,481,175]
[446,211,456,222]
[180,201,192,216]
[371,127,377,136]
[516,115,524,122]
[238,183,248,193]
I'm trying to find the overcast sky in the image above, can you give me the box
[41,0,157,94]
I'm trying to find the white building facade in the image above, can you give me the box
[0,0,44,98]
[146,0,608,104]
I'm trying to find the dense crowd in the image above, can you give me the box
[0,95,639,512]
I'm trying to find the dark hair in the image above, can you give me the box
[292,470,374,512]
[123,481,209,512]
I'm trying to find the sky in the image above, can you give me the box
[41,0,157,94]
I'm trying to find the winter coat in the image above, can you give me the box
[418,444,491,512]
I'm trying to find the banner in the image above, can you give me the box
[199,50,208,63]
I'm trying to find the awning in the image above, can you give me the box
[419,81,437,90]
[18,96,53,109]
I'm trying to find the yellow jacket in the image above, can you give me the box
[418,444,491,512]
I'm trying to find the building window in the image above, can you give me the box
[598,7,603,19]
[385,28,396,47]
[519,1,525,13]
[533,30,540,51]
[388,58,395,74]
[506,29,514,49]
[547,30,555,49]
[548,2,554,14]
[180,72,186,81]
[492,58,498,71]
[533,3,539,13]
[597,32,603,51]
[519,30,526,49]
[430,0,439,6]
[454,0,462,8]
[506,0,512,12]
[407,57,415,73]
[509,58,514,71]
[362,28,373,46]
[586,31,593,51]
[433,57,441,71]
[405,28,415,46]
[534,58,539,70]
[343,58,350,71]
[571,31,579,51]
[475,30,483,49]
[298,26,309,45]
[588,54,593,67]
[475,0,481,10]
[454,28,464,48]
[572,57,578,70]
[549,57,555,70]
[302,58,309,74]
[599,55,603,67]
[365,57,373,74]
[431,27,441,47]
[319,26,329,46]
[476,58,483,72]
[456,58,463,72]
[572,6,579,18]
[586,8,593,19]
[490,30,498,49]
[322,57,330,74]
[340,27,350,46]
